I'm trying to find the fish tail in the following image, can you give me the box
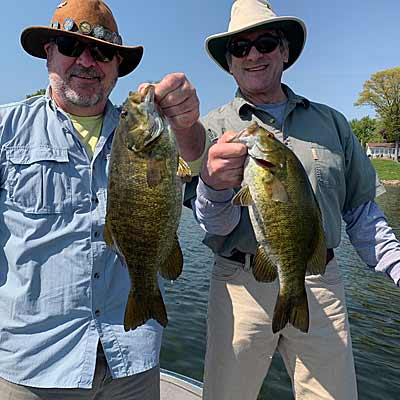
[124,289,168,331]
[272,292,309,334]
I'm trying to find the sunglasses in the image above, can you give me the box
[54,36,118,63]
[227,34,281,58]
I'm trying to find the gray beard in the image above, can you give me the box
[49,73,117,108]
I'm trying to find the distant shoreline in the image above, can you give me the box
[382,180,400,185]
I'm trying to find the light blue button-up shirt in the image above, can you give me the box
[0,92,163,389]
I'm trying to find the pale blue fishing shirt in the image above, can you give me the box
[0,92,163,388]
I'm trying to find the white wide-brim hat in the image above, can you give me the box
[205,0,307,73]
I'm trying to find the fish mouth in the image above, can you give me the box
[128,130,163,153]
[254,158,275,169]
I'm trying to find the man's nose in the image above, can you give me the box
[246,44,263,60]
[75,47,97,68]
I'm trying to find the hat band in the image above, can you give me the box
[50,17,123,45]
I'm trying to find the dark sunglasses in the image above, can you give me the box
[227,34,281,58]
[54,36,118,63]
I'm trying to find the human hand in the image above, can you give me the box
[138,73,199,132]
[200,130,247,190]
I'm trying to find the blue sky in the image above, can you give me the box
[1,0,399,120]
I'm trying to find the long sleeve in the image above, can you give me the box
[343,201,400,286]
[193,177,240,236]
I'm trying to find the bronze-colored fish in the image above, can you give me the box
[104,85,190,331]
[232,123,326,333]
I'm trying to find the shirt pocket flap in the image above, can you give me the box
[4,146,72,214]
[6,147,69,165]
[311,144,344,188]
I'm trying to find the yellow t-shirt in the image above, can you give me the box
[68,114,104,157]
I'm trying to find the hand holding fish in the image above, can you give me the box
[200,130,247,190]
[139,73,204,162]
[138,73,199,130]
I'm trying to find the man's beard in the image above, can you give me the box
[48,65,117,108]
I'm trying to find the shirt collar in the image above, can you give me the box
[233,84,310,116]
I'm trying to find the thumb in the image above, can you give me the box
[217,130,238,144]
[137,82,152,96]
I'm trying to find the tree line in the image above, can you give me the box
[351,66,400,161]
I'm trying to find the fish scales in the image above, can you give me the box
[104,86,189,331]
[232,123,327,333]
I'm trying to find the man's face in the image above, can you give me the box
[45,38,121,115]
[227,29,289,102]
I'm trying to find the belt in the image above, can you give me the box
[224,248,334,266]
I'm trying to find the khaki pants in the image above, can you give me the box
[0,345,160,400]
[203,255,357,400]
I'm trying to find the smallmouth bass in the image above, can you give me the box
[232,123,327,333]
[104,85,190,331]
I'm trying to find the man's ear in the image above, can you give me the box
[226,54,232,73]
[43,42,51,56]
[281,42,289,63]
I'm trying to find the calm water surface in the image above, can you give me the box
[160,186,400,399]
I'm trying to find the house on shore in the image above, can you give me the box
[366,142,398,161]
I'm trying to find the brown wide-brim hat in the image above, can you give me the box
[206,0,306,73]
[20,0,143,77]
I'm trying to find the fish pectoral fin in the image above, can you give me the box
[146,158,167,187]
[252,246,278,282]
[103,219,114,248]
[177,157,192,182]
[271,177,288,203]
[272,292,309,334]
[306,222,327,275]
[124,288,168,331]
[159,237,183,280]
[231,186,253,206]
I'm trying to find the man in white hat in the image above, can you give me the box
[0,0,205,399]
[186,0,400,399]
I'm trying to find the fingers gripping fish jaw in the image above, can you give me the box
[119,86,166,153]
[230,122,285,170]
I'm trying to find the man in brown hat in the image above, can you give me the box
[0,0,205,399]
[185,0,400,399]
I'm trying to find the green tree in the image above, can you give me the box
[26,89,46,99]
[355,66,400,161]
[349,116,382,149]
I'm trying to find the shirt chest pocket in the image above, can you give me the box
[5,147,72,214]
[310,144,345,188]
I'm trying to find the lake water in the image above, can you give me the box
[160,185,400,399]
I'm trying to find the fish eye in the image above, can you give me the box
[120,110,128,119]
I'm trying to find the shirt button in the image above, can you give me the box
[94,272,100,279]
[92,196,99,204]
[94,231,101,238]
[95,309,101,317]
